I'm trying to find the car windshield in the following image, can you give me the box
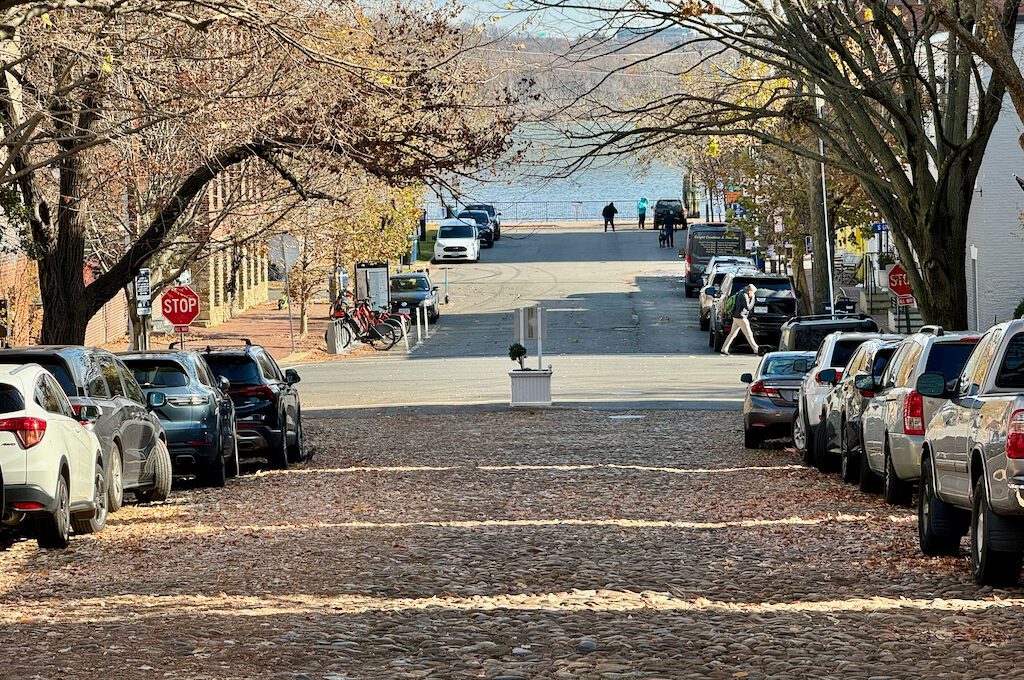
[995,333,1024,388]
[926,341,979,384]
[465,205,495,217]
[457,212,488,225]
[762,356,812,377]
[734,278,792,296]
[831,339,867,368]
[391,277,430,292]
[0,355,76,396]
[124,359,190,388]
[0,383,25,414]
[872,347,897,377]
[439,225,475,239]
[204,356,260,386]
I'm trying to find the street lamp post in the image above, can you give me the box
[816,93,838,318]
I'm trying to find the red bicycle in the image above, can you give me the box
[330,293,402,350]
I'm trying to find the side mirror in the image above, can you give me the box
[285,368,301,385]
[795,290,804,299]
[817,368,838,385]
[78,404,102,423]
[432,285,439,292]
[740,373,753,384]
[147,391,167,410]
[854,374,876,391]
[218,376,231,392]
[704,286,717,296]
[916,372,949,398]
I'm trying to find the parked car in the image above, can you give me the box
[681,223,746,297]
[0,346,172,511]
[815,338,900,475]
[704,256,757,282]
[119,350,238,487]
[916,319,1024,584]
[858,327,980,504]
[791,331,897,464]
[698,266,759,331]
[456,210,494,247]
[709,273,797,352]
[432,219,481,263]
[740,351,816,448]
[0,363,107,548]
[390,272,441,323]
[653,198,685,230]
[463,203,501,239]
[201,341,304,469]
[778,314,880,351]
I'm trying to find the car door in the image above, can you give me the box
[117,359,159,464]
[863,344,906,465]
[265,352,297,436]
[196,357,232,450]
[96,353,142,483]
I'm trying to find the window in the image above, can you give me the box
[257,352,283,381]
[996,332,1024,389]
[391,277,430,293]
[830,340,865,369]
[761,355,813,377]
[43,376,74,418]
[895,344,923,387]
[205,355,261,386]
[82,353,109,398]
[0,384,26,414]
[842,347,867,376]
[96,354,124,397]
[872,347,897,378]
[924,341,979,385]
[960,331,1001,397]
[116,360,146,405]
[194,359,214,387]
[881,345,907,389]
[125,359,190,388]
[438,225,475,239]
[34,378,63,414]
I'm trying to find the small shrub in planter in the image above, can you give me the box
[508,342,528,370]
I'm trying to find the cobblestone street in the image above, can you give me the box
[3,410,1023,679]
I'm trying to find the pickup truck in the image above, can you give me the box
[916,319,1024,585]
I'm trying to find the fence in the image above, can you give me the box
[428,200,686,223]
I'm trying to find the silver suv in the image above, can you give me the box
[859,327,979,505]
[917,319,1024,585]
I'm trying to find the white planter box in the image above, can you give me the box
[509,368,553,407]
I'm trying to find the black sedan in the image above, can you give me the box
[456,210,495,247]
[390,273,441,323]
[120,350,238,487]
[0,346,172,510]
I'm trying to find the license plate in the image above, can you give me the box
[754,305,768,314]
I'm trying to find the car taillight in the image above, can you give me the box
[903,390,925,436]
[0,417,47,448]
[1007,410,1024,459]
[749,381,781,398]
[236,385,274,400]
[167,395,210,406]
[684,255,691,275]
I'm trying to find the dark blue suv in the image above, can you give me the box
[119,350,238,487]
[201,341,304,469]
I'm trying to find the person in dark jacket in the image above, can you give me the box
[722,283,760,356]
[662,212,675,247]
[602,203,618,232]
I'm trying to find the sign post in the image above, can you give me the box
[888,264,914,333]
[162,285,201,349]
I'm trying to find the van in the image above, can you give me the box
[682,223,747,297]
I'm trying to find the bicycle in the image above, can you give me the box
[329,294,401,350]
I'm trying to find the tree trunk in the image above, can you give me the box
[300,301,308,336]
[804,159,831,315]
[914,205,970,330]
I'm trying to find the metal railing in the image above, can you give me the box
[428,200,694,223]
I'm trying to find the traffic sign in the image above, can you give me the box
[897,294,916,307]
[871,221,889,233]
[135,268,152,316]
[172,324,191,334]
[162,286,201,326]
[887,264,912,296]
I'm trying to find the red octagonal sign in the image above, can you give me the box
[162,286,201,326]
[887,264,912,297]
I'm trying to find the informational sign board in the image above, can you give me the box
[871,222,889,233]
[135,268,152,316]
[162,286,201,327]
[355,262,390,312]
[897,294,916,307]
[887,264,912,296]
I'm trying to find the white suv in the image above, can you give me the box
[793,331,901,464]
[0,364,108,548]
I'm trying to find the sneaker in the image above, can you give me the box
[721,351,730,356]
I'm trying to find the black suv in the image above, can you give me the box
[119,350,238,487]
[0,346,172,511]
[456,210,494,247]
[201,341,304,469]
[654,199,686,229]
[778,314,880,352]
[709,274,798,352]
[463,203,501,239]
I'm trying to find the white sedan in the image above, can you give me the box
[0,363,107,548]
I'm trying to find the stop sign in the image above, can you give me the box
[888,264,912,297]
[162,286,201,326]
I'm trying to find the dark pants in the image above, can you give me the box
[638,212,646,229]
[604,218,615,231]
[663,227,674,246]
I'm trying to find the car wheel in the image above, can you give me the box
[36,473,70,549]
[106,443,124,513]
[72,460,108,535]
[699,313,709,331]
[918,458,964,556]
[429,304,440,323]
[858,442,883,493]
[812,416,833,471]
[712,328,724,353]
[136,439,172,503]
[743,428,761,449]
[792,405,807,452]
[200,450,227,488]
[840,422,860,484]
[684,286,694,298]
[883,444,913,507]
[971,478,1023,585]
[288,411,306,462]
[226,432,240,478]
[272,419,290,470]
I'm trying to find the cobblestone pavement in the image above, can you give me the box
[3,410,1024,679]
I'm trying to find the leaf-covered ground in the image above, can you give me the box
[2,410,1023,679]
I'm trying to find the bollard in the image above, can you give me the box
[415,307,423,345]
[423,307,430,339]
[401,316,410,352]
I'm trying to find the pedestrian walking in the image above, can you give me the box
[721,283,760,356]
[602,202,618,232]
[637,197,649,229]
[662,212,675,248]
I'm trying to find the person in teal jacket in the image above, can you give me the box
[637,197,649,229]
